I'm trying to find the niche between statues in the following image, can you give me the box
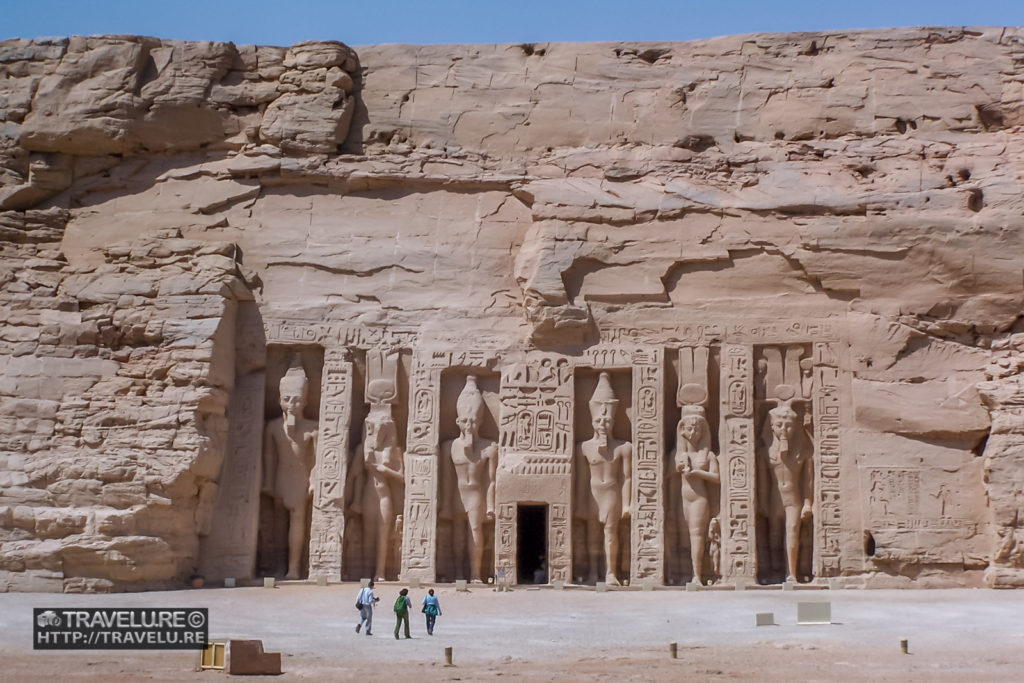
[257,346,324,580]
[436,369,501,583]
[665,346,723,586]
[341,349,411,582]
[572,368,632,586]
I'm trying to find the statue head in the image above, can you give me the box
[455,375,484,439]
[678,404,710,451]
[768,404,799,454]
[364,409,397,450]
[279,362,308,428]
[589,372,618,446]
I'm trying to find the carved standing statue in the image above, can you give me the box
[440,376,498,583]
[759,403,814,582]
[346,387,405,582]
[262,362,319,580]
[574,372,632,585]
[671,405,720,584]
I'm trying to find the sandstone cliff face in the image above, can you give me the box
[1,27,1023,590]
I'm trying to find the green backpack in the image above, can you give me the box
[394,595,407,614]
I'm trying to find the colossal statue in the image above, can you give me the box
[671,405,720,585]
[346,396,405,582]
[759,403,814,583]
[262,362,319,580]
[440,375,498,583]
[574,372,632,585]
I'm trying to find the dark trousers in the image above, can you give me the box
[394,611,410,638]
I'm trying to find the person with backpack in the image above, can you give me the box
[421,588,442,635]
[393,588,412,639]
[355,580,379,636]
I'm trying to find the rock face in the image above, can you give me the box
[1,27,1023,591]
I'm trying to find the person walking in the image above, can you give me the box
[355,580,379,636]
[421,588,442,635]
[393,588,412,639]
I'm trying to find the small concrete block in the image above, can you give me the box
[408,577,420,589]
[595,582,607,593]
[223,578,236,588]
[755,612,775,627]
[642,579,654,592]
[263,577,275,589]
[552,580,565,590]
[685,581,698,592]
[797,601,832,625]
[315,575,328,587]
[782,581,795,591]
[455,579,468,592]
[828,578,841,590]
[360,577,371,587]
[226,639,281,676]
[734,578,746,591]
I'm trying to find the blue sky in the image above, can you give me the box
[5,0,1024,46]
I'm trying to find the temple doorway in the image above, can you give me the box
[517,505,547,584]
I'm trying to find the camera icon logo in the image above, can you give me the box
[37,611,61,628]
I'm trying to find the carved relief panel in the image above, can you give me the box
[495,353,574,585]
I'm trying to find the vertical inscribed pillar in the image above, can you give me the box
[719,343,757,582]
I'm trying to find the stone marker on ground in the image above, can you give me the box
[829,578,841,590]
[263,577,275,589]
[408,577,420,589]
[360,578,370,588]
[595,582,607,593]
[755,612,776,626]
[734,579,746,591]
[796,602,832,625]
[669,642,678,658]
[316,575,328,586]
[444,646,454,666]
[455,580,468,592]
[685,581,698,592]
[223,578,235,588]
[552,580,564,590]
[226,639,282,676]
[782,581,795,591]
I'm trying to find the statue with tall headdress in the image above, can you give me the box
[440,375,498,583]
[262,358,319,580]
[574,372,633,585]
[671,399,720,585]
[345,351,405,582]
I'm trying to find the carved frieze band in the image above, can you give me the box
[719,344,757,580]
[812,342,842,577]
[309,348,353,578]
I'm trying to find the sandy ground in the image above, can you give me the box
[1,584,1023,681]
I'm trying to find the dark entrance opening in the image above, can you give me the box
[517,505,547,584]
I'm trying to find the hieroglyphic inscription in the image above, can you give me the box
[198,370,265,580]
[402,353,441,580]
[631,347,663,582]
[812,342,842,577]
[499,355,573,466]
[495,503,516,584]
[549,503,570,584]
[264,319,419,349]
[599,320,838,346]
[309,349,352,578]
[720,344,756,580]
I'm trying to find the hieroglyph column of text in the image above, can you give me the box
[631,347,664,584]
[719,343,757,582]
[813,342,842,577]
[401,351,442,582]
[309,348,353,579]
